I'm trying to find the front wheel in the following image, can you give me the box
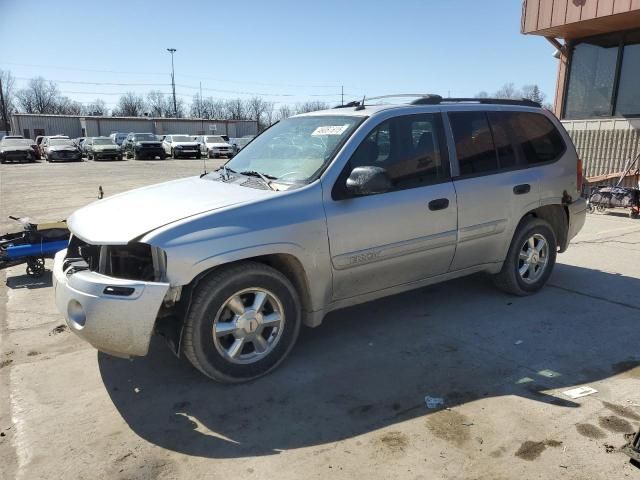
[493,217,557,296]
[182,262,302,383]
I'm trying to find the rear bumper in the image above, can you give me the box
[566,197,587,245]
[53,249,170,357]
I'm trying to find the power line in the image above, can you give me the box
[2,62,342,89]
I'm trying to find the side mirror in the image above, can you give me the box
[346,166,392,196]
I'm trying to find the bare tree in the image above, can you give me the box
[55,96,83,115]
[494,83,521,100]
[0,70,15,132]
[206,98,227,119]
[225,98,246,120]
[277,104,293,121]
[245,96,273,130]
[295,100,330,114]
[191,93,206,118]
[521,84,546,104]
[262,101,276,127]
[83,99,108,116]
[115,92,146,117]
[146,90,168,117]
[16,77,60,114]
[475,91,489,98]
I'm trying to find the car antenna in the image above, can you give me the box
[355,95,365,111]
[200,156,207,178]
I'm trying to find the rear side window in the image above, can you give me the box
[449,111,498,175]
[506,112,565,164]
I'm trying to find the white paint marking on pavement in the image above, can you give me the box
[9,368,34,480]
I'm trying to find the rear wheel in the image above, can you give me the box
[493,217,557,296]
[133,150,139,160]
[182,262,302,383]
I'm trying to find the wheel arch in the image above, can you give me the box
[165,253,316,358]
[521,204,569,252]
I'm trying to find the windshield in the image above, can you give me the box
[222,116,362,182]
[1,139,33,146]
[134,134,156,141]
[49,139,74,146]
[206,136,225,143]
[94,138,115,145]
[171,135,192,142]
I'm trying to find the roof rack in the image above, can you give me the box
[410,95,541,108]
[335,94,541,111]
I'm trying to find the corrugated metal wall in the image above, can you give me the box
[563,118,640,186]
[11,115,83,138]
[10,115,258,139]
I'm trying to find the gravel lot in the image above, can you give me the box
[1,159,640,479]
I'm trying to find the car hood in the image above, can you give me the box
[173,142,200,147]
[207,142,232,148]
[1,145,32,152]
[67,176,274,244]
[48,146,77,151]
[92,145,118,150]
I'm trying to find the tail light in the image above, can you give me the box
[577,158,583,192]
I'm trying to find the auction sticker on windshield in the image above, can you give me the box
[311,125,350,136]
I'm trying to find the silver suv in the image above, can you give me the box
[53,96,586,383]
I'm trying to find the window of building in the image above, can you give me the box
[615,34,640,116]
[23,129,30,139]
[564,30,640,119]
[564,36,619,119]
[347,113,449,192]
[449,111,498,175]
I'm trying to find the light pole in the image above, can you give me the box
[167,48,177,117]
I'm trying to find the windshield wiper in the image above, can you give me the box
[239,170,277,191]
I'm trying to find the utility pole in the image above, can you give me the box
[341,85,344,106]
[0,76,10,135]
[167,48,177,117]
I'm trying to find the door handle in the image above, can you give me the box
[513,184,531,195]
[428,198,449,211]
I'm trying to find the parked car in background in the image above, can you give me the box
[230,135,255,154]
[52,97,587,383]
[0,138,37,163]
[39,135,69,157]
[121,133,165,160]
[109,132,128,146]
[162,134,201,159]
[75,137,87,152]
[194,135,234,158]
[85,137,123,161]
[42,137,81,162]
[1,135,23,140]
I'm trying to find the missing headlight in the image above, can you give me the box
[104,243,158,281]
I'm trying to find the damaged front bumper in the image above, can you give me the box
[53,249,170,357]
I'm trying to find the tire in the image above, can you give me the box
[196,152,201,159]
[133,150,139,160]
[183,262,302,383]
[208,151,213,159]
[493,217,557,296]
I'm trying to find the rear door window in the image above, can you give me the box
[448,111,498,175]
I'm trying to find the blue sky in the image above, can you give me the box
[0,0,558,109]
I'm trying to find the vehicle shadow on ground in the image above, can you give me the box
[99,263,640,459]
[5,270,52,290]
